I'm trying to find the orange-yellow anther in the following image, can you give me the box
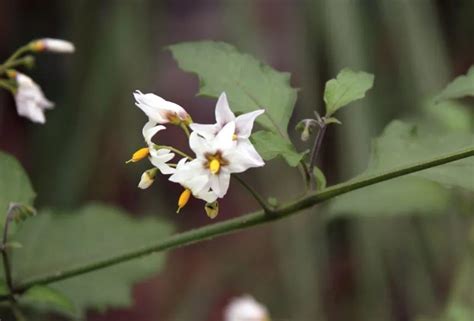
[30,40,46,52]
[126,147,149,164]
[232,133,238,141]
[177,188,192,213]
[209,159,221,174]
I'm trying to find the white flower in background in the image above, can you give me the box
[13,72,54,124]
[133,90,191,125]
[31,38,75,53]
[224,295,270,321]
[170,121,264,201]
[190,92,264,165]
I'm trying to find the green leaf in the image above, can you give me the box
[329,120,474,217]
[436,65,474,101]
[0,151,35,227]
[323,68,374,117]
[313,166,327,190]
[10,203,174,317]
[20,285,76,316]
[168,41,298,134]
[251,131,307,167]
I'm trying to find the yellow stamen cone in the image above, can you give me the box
[126,147,149,164]
[209,159,220,174]
[176,188,191,213]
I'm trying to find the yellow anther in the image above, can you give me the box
[177,188,192,213]
[126,147,149,164]
[30,40,46,52]
[209,159,221,174]
[232,134,238,141]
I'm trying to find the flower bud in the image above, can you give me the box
[205,201,219,219]
[138,168,158,189]
[30,38,75,53]
[295,119,317,142]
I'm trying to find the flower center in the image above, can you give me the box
[205,152,228,175]
[209,159,221,174]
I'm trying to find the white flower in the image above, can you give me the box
[134,90,191,124]
[142,121,175,175]
[190,92,264,165]
[224,295,270,321]
[170,121,264,200]
[13,73,54,124]
[32,38,75,53]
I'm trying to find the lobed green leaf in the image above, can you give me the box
[436,65,474,101]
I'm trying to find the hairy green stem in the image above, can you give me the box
[309,124,327,190]
[0,56,34,75]
[3,146,473,298]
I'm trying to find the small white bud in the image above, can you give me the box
[138,168,158,189]
[31,38,75,53]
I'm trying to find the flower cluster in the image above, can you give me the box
[128,91,265,218]
[0,38,75,123]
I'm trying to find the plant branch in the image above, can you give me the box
[0,56,34,75]
[4,146,474,298]
[2,204,19,296]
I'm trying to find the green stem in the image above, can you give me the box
[4,45,31,65]
[4,146,474,297]
[180,123,190,138]
[0,80,16,93]
[0,56,34,75]
[233,175,272,213]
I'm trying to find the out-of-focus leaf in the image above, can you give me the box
[21,285,76,316]
[0,152,35,227]
[330,176,450,217]
[329,120,473,217]
[10,203,174,317]
[323,68,374,117]
[436,65,474,101]
[251,131,307,167]
[370,121,474,191]
[168,41,298,134]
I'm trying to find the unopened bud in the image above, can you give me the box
[205,201,219,219]
[295,119,316,142]
[138,168,158,189]
[30,38,75,53]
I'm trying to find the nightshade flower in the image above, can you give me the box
[12,72,54,124]
[190,92,264,165]
[133,90,191,125]
[169,121,264,204]
[224,295,270,321]
[31,38,75,53]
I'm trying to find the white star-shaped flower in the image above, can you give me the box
[170,121,263,200]
[133,90,191,125]
[142,120,175,175]
[190,92,265,166]
[13,72,54,124]
[224,295,270,321]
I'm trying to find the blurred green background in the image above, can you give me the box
[0,0,473,320]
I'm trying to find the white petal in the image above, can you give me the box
[225,142,264,174]
[189,132,212,156]
[224,295,269,321]
[195,189,218,203]
[138,171,154,189]
[14,73,54,124]
[215,92,235,126]
[142,120,165,145]
[213,121,236,151]
[189,123,219,140]
[236,140,265,166]
[235,109,265,139]
[210,170,230,198]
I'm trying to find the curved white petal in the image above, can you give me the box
[210,170,230,198]
[142,120,165,145]
[189,123,219,140]
[224,295,269,321]
[196,189,218,203]
[215,92,235,126]
[235,109,265,139]
[189,132,212,156]
[149,148,175,174]
[14,73,54,123]
[213,121,236,151]
[225,142,264,174]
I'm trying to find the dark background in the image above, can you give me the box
[0,1,473,320]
